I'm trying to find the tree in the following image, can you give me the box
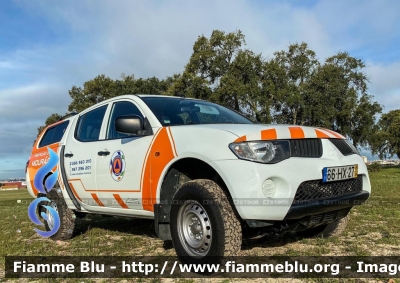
[167,30,248,104]
[306,52,382,146]
[68,75,117,113]
[371,110,400,159]
[37,113,63,136]
[167,30,274,123]
[68,74,176,113]
[272,42,320,125]
[263,44,382,147]
[37,30,382,149]
[40,74,177,133]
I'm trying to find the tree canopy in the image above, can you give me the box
[167,30,274,123]
[39,29,386,152]
[38,74,177,134]
[370,110,400,159]
[37,113,63,136]
[68,74,176,113]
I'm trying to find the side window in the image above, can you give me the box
[38,121,70,148]
[76,105,107,142]
[107,101,144,139]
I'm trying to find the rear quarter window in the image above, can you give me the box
[38,121,70,148]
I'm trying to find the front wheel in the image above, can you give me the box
[170,179,242,264]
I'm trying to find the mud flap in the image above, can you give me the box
[154,204,171,241]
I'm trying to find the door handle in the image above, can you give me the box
[97,151,110,156]
[64,153,74,158]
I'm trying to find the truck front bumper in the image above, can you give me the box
[285,190,370,220]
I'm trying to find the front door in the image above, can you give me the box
[95,100,153,213]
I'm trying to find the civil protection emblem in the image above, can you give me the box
[110,150,126,181]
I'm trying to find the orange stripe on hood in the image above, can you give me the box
[322,128,345,139]
[288,127,305,139]
[234,136,247,143]
[261,129,277,140]
[315,129,331,138]
[141,127,175,211]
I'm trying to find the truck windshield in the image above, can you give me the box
[141,96,254,126]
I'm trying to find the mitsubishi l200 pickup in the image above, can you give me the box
[27,95,371,263]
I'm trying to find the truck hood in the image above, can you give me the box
[184,124,346,141]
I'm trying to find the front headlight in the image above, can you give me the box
[229,141,290,164]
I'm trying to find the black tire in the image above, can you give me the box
[44,188,76,240]
[299,215,349,238]
[170,179,242,264]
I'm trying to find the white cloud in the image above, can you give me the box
[366,61,400,112]
[0,84,70,125]
[15,0,338,78]
[313,0,400,53]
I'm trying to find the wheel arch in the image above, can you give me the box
[154,157,241,240]
[160,157,233,201]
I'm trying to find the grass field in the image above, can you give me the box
[1,167,400,282]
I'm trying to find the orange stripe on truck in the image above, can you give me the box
[314,129,331,138]
[322,128,345,139]
[141,127,176,212]
[113,194,129,209]
[91,193,104,207]
[233,126,346,142]
[167,127,178,157]
[261,129,277,140]
[288,127,305,139]
[28,142,60,195]
[68,182,82,202]
[234,136,247,142]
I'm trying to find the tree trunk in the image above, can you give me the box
[292,110,297,125]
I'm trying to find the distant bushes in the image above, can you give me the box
[368,163,382,172]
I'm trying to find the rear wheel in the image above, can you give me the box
[44,188,76,240]
[170,179,242,264]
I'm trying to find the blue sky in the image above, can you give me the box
[0,0,399,179]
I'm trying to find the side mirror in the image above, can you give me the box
[115,115,143,135]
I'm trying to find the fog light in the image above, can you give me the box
[262,179,276,198]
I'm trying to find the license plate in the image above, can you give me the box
[322,165,358,183]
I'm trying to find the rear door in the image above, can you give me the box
[63,104,108,209]
[95,99,153,212]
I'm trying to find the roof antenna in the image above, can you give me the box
[174,93,185,98]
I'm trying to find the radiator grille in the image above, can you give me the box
[293,175,363,203]
[290,139,323,158]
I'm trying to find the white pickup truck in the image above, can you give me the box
[27,94,371,263]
